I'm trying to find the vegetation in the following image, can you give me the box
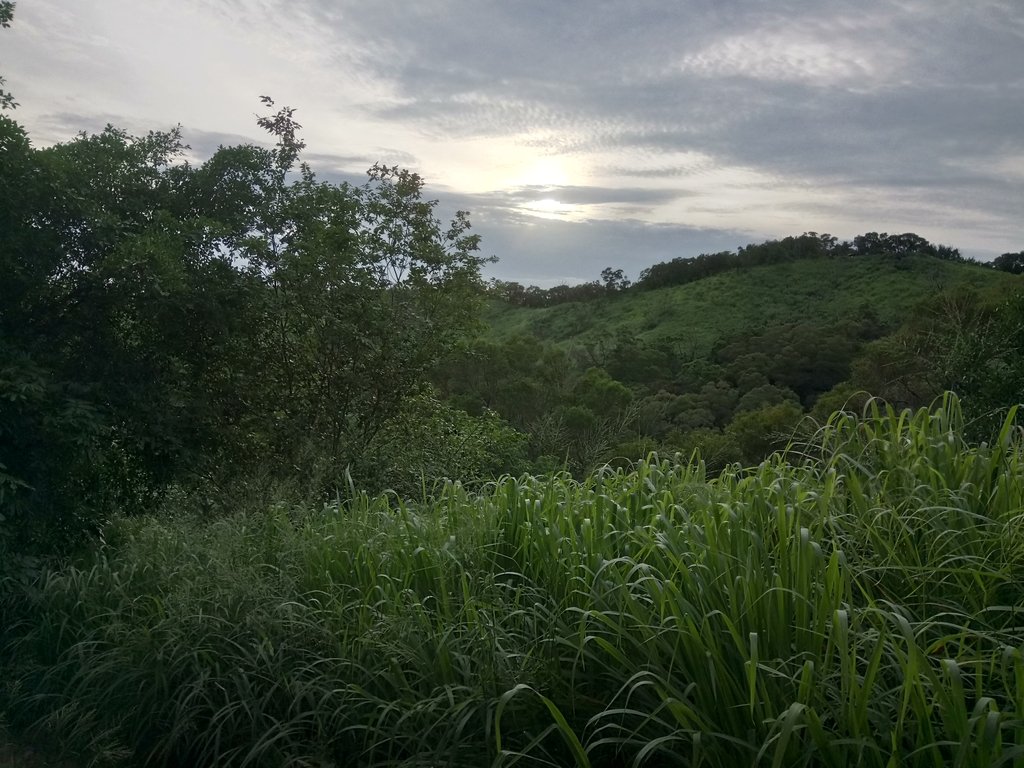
[488,231,974,309]
[453,254,1019,475]
[0,1,16,111]
[0,95,495,556]
[483,254,1010,349]
[993,252,1024,275]
[3,6,1024,764]
[3,397,1023,766]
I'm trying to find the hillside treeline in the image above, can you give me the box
[488,231,1024,307]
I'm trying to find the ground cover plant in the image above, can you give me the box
[2,394,1023,766]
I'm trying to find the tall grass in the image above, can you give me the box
[2,395,1023,766]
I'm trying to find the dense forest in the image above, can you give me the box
[3,5,1024,765]
[442,249,1023,477]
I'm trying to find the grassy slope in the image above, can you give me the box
[485,255,1014,351]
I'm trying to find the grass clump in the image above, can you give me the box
[2,395,1023,766]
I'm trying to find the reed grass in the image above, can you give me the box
[2,395,1022,766]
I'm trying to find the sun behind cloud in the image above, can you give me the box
[522,197,574,219]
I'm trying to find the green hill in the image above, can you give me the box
[447,253,1024,474]
[484,254,1014,352]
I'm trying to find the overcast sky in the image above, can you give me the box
[4,0,1023,285]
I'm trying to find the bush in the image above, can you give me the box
[725,400,805,464]
[356,393,529,498]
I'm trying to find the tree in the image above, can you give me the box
[176,98,490,484]
[434,335,571,430]
[573,367,632,415]
[600,267,630,292]
[1,117,272,550]
[356,391,528,499]
[671,428,742,473]
[725,401,803,465]
[993,251,1024,275]
[835,286,1024,435]
[487,279,528,305]
[884,232,933,257]
[1,97,490,551]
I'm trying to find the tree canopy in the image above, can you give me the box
[0,99,488,550]
[993,251,1024,274]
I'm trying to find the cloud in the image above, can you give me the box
[4,0,1022,277]
[676,35,883,86]
[473,184,690,209]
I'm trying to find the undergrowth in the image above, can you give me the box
[2,394,1023,766]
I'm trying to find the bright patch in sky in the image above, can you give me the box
[522,198,575,219]
[507,156,572,188]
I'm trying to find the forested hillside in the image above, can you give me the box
[434,248,1022,475]
[484,253,1009,349]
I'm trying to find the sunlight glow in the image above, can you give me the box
[522,197,575,219]
[507,156,571,188]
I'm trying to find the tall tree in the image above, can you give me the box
[600,267,630,292]
[238,99,488,477]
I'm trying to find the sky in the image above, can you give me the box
[4,0,1023,286]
